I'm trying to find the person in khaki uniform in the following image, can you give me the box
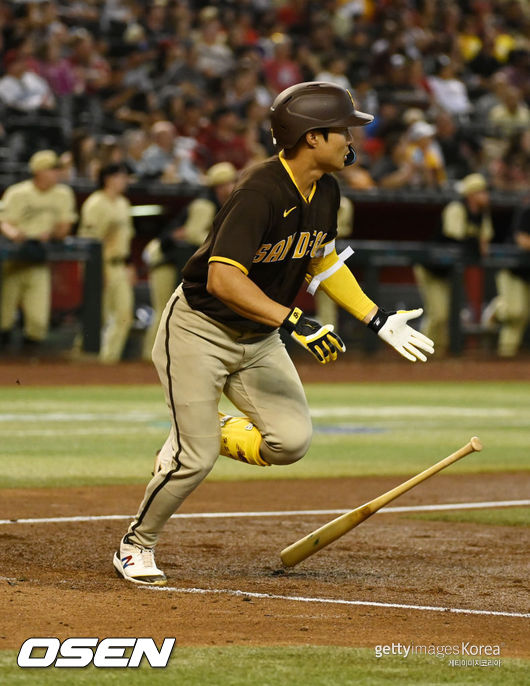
[112,82,434,587]
[482,202,530,356]
[78,163,135,363]
[414,173,493,355]
[0,150,76,351]
[141,162,237,360]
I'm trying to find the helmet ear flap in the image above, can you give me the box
[344,145,357,166]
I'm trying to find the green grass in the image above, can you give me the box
[0,646,526,686]
[405,507,530,527]
[0,382,528,488]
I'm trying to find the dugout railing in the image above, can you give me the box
[338,240,530,355]
[0,237,528,357]
[0,237,102,353]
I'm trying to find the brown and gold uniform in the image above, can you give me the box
[127,154,375,548]
[78,190,134,362]
[0,180,76,341]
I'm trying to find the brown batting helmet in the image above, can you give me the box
[270,81,374,150]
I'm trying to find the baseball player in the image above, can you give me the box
[113,82,434,586]
[0,150,76,352]
[482,200,530,356]
[414,173,493,355]
[141,162,238,360]
[77,163,134,363]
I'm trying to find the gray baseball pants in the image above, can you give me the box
[127,285,312,548]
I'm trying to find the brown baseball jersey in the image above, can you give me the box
[182,153,340,332]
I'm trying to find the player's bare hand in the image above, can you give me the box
[282,307,346,364]
[368,308,434,362]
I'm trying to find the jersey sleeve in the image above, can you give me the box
[208,189,272,275]
[184,198,216,246]
[78,196,108,240]
[442,202,467,241]
[480,213,493,243]
[307,249,375,321]
[1,186,24,224]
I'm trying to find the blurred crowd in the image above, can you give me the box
[0,0,528,193]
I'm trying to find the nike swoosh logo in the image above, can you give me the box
[283,206,297,218]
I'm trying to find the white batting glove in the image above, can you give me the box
[367,308,434,362]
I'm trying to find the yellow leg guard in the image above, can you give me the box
[218,413,270,467]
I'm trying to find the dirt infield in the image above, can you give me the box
[1,358,528,658]
[1,474,528,656]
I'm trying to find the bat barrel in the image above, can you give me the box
[280,437,482,567]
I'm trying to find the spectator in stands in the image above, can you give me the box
[195,106,251,171]
[193,6,234,79]
[224,66,271,117]
[488,131,530,193]
[427,55,473,120]
[0,150,76,353]
[77,163,135,363]
[121,128,149,177]
[414,174,493,355]
[263,34,303,95]
[138,120,201,184]
[488,85,530,136]
[0,47,68,157]
[473,70,510,122]
[67,29,111,96]
[405,120,447,189]
[467,32,503,94]
[315,54,353,92]
[89,135,126,181]
[70,130,98,180]
[435,110,480,180]
[377,54,431,111]
[339,148,377,191]
[142,0,174,46]
[141,161,237,359]
[482,199,530,357]
[458,14,482,63]
[243,98,275,158]
[35,39,77,97]
[500,48,530,100]
[293,43,321,83]
[156,40,207,95]
[372,134,415,189]
[0,49,56,112]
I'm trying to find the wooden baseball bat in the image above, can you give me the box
[280,436,483,568]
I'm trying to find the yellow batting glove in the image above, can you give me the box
[282,307,346,364]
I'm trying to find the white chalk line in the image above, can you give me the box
[0,500,528,526]
[0,405,526,422]
[146,586,530,620]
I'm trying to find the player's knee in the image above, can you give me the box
[262,418,312,465]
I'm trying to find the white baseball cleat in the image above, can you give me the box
[113,536,167,586]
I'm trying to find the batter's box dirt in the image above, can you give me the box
[0,476,528,656]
